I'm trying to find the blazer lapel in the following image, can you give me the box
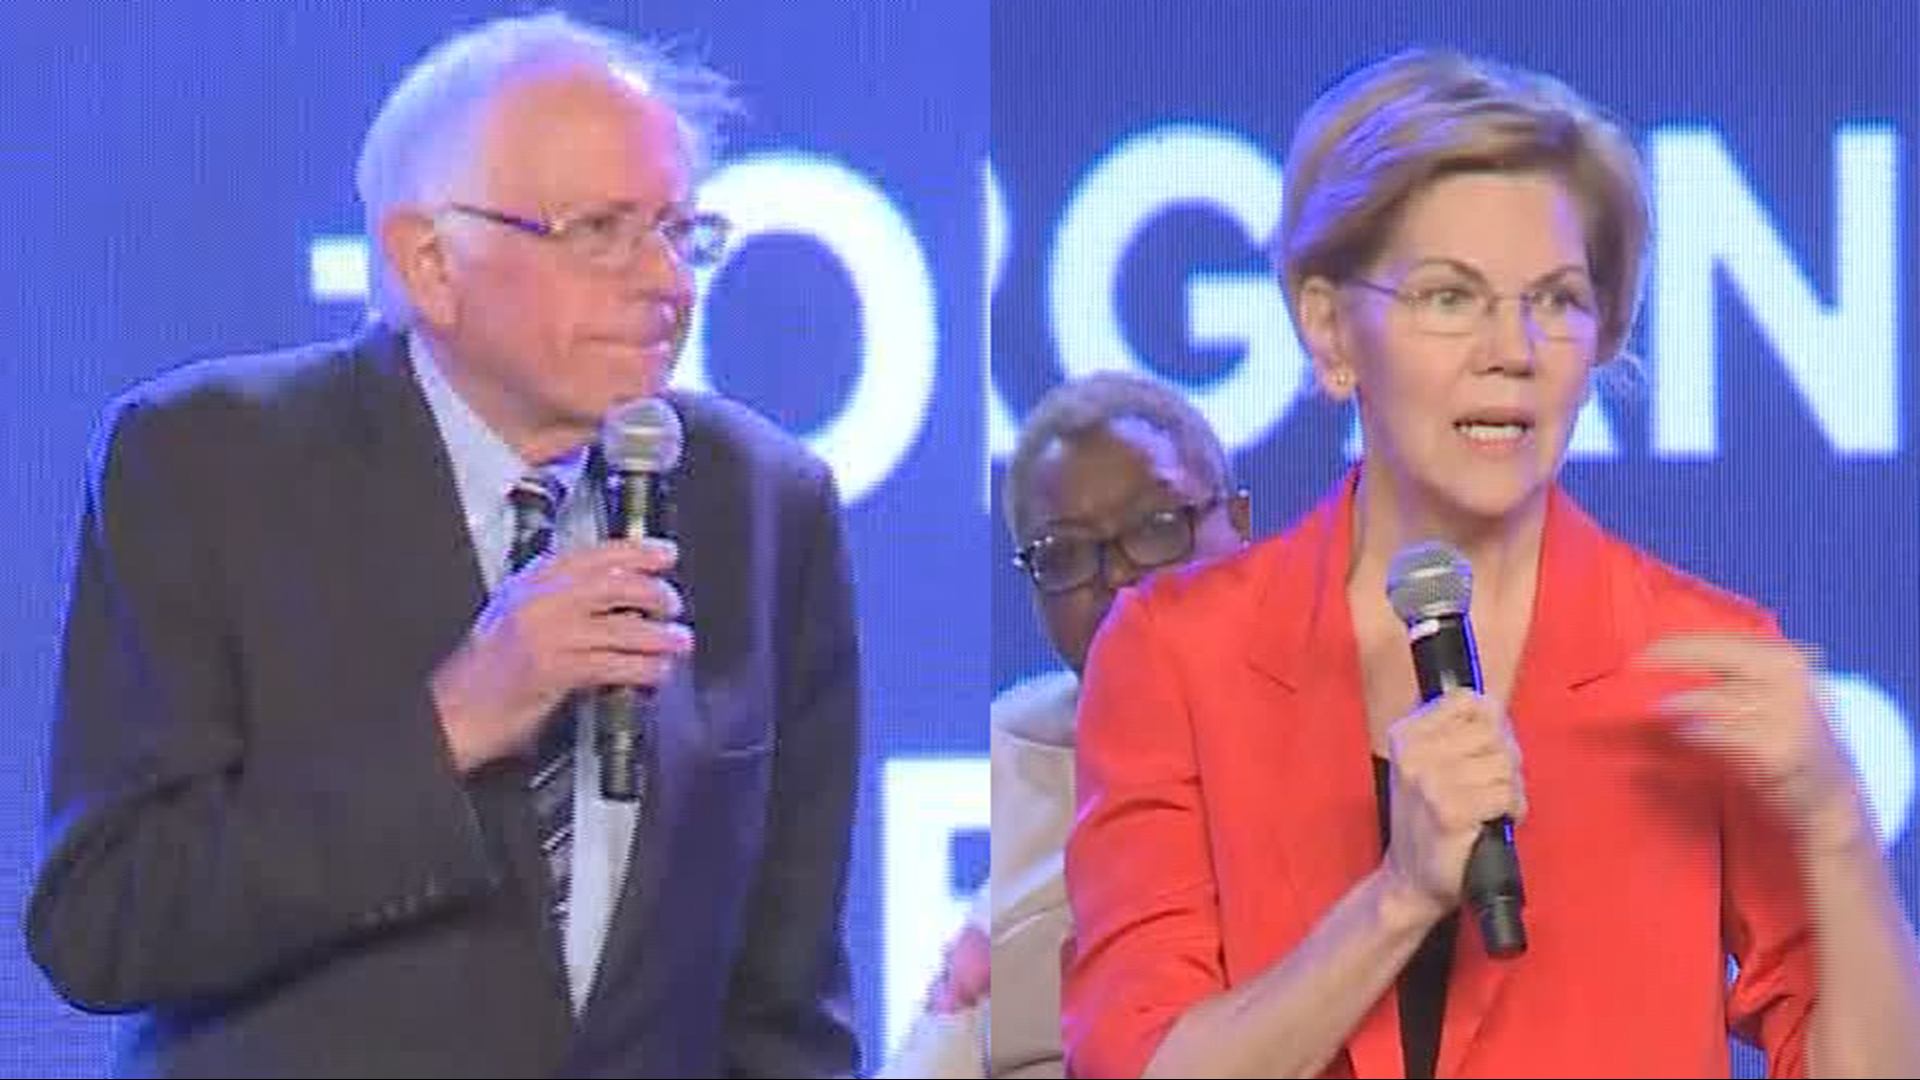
[1243,479,1636,1078]
[340,326,574,1005]
[1435,488,1628,1078]
[338,327,487,668]
[575,408,707,1027]
[1246,473,1409,1078]
[576,654,701,1025]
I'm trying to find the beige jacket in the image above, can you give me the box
[871,670,1078,1080]
[987,670,1078,1080]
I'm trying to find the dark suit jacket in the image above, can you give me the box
[26,326,863,1078]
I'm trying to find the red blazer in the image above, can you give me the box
[1062,472,1813,1078]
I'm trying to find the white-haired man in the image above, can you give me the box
[27,14,861,1077]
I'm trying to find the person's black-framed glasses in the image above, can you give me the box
[1012,493,1228,595]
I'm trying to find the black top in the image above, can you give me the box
[1374,755,1457,1080]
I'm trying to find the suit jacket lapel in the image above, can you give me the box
[575,400,708,1027]
[341,326,574,1005]
[575,657,700,1027]
[339,326,486,650]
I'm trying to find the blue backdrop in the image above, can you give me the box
[990,1,1919,1072]
[6,0,1918,1074]
[0,2,983,1073]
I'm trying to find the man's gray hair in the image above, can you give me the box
[355,11,739,327]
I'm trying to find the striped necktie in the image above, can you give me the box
[506,472,574,932]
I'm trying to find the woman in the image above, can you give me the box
[879,371,1250,1079]
[1061,47,1920,1079]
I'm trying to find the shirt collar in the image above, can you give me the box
[407,331,592,526]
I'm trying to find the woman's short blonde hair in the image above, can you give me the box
[1271,47,1650,366]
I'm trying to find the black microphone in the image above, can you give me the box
[594,396,684,802]
[1386,540,1527,958]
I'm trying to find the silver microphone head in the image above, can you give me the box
[1386,540,1473,624]
[600,397,684,475]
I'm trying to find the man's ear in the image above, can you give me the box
[380,210,459,329]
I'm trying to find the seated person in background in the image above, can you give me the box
[877,369,1249,1079]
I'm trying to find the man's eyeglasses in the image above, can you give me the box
[1013,494,1227,595]
[446,201,732,271]
[1347,276,1599,342]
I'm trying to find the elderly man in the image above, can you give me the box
[26,13,860,1077]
